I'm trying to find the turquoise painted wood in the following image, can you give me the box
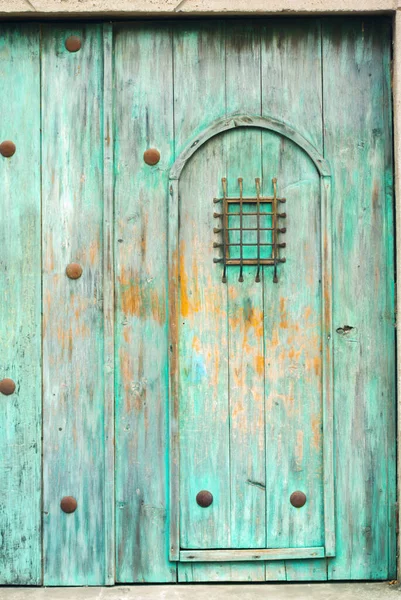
[0,24,42,585]
[113,23,176,583]
[323,18,397,581]
[0,17,395,585]
[41,24,111,585]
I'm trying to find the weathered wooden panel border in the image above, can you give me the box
[168,113,334,561]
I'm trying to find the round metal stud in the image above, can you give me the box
[143,148,160,166]
[0,378,16,396]
[60,496,77,514]
[196,490,213,508]
[0,141,16,158]
[290,490,307,508]
[66,262,83,280]
[65,36,81,53]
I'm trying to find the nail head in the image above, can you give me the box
[0,141,16,158]
[0,378,16,395]
[66,263,83,280]
[60,496,78,513]
[143,148,160,166]
[65,36,81,53]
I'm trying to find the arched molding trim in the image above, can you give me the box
[169,114,331,180]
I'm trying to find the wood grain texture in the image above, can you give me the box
[173,21,257,583]
[225,22,265,554]
[260,20,328,582]
[180,547,325,561]
[113,23,176,583]
[102,23,115,586]
[0,24,42,585]
[42,24,107,585]
[323,17,396,580]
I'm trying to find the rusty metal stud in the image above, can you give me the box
[290,491,307,508]
[66,262,83,280]
[143,148,160,166]
[0,140,16,158]
[0,378,16,396]
[65,36,81,53]
[60,496,77,513]
[196,490,213,508]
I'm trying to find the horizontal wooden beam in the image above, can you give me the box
[180,547,326,562]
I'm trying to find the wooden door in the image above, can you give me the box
[0,18,396,586]
[168,119,334,563]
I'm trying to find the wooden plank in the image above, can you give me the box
[113,23,176,583]
[0,24,42,585]
[42,24,107,585]
[260,19,328,582]
[173,21,234,583]
[323,17,396,581]
[102,23,115,586]
[180,548,325,562]
[225,21,266,556]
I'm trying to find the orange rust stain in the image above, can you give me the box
[255,354,264,376]
[123,327,132,344]
[295,429,304,467]
[44,233,55,272]
[312,355,321,376]
[119,346,134,412]
[120,281,166,325]
[150,288,166,325]
[304,306,312,321]
[311,414,322,450]
[279,297,288,329]
[192,336,201,353]
[179,244,202,317]
[89,239,99,266]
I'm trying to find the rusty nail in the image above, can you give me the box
[60,496,78,513]
[0,378,16,396]
[196,490,213,508]
[0,141,16,158]
[143,148,160,166]
[65,36,81,53]
[66,263,83,280]
[290,491,307,508]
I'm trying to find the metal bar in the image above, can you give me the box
[221,177,228,283]
[214,196,285,203]
[255,178,261,282]
[272,177,278,283]
[216,211,285,217]
[238,178,244,282]
[214,242,286,248]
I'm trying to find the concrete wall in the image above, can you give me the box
[0,0,400,17]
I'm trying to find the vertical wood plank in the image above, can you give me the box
[0,24,42,585]
[261,19,327,582]
[323,17,396,580]
[174,21,230,582]
[224,22,266,573]
[114,23,176,583]
[102,23,115,586]
[42,24,107,585]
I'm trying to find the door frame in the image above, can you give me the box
[168,113,335,563]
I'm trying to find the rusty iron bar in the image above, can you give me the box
[238,178,244,282]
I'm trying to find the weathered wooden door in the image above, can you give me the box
[0,18,396,586]
[168,118,334,563]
